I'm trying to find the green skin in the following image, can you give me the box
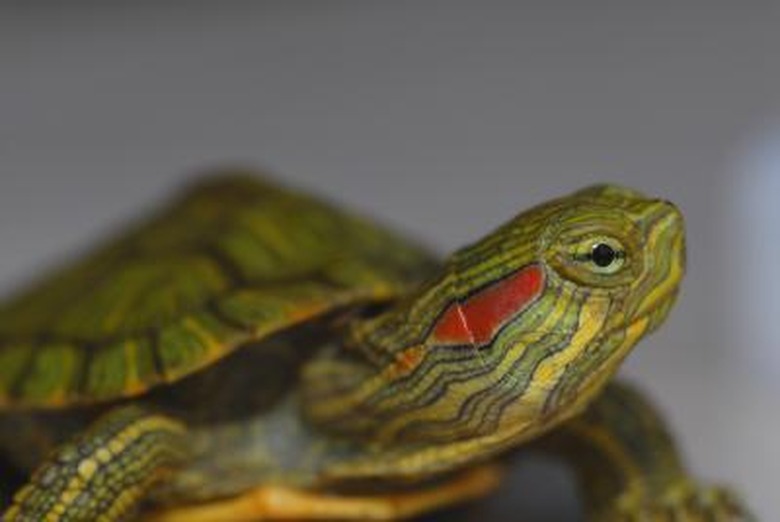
[0,177,750,520]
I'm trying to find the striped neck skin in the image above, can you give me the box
[303,184,686,457]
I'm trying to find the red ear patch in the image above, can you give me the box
[431,264,544,346]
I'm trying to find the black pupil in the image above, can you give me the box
[591,243,617,267]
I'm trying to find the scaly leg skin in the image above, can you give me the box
[539,381,754,521]
[143,463,503,521]
[2,405,187,522]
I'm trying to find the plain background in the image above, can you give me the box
[1,3,778,520]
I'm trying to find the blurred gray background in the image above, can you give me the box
[1,3,778,520]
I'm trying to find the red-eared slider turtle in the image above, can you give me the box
[0,174,750,521]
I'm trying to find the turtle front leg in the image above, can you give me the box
[539,381,753,521]
[3,405,187,522]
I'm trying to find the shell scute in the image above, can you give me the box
[0,173,435,409]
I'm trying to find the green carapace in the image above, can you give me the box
[0,173,750,521]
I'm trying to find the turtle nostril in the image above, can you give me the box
[655,199,682,219]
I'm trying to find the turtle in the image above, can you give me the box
[0,173,750,521]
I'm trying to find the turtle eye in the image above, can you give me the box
[572,238,626,274]
[591,243,619,267]
[544,208,640,288]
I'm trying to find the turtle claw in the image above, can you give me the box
[605,485,755,522]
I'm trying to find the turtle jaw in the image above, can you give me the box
[462,285,682,465]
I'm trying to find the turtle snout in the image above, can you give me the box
[652,199,686,276]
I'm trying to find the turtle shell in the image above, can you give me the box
[0,173,436,409]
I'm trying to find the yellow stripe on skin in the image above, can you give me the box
[382,291,574,417]
[307,287,573,432]
[523,294,611,411]
[3,407,187,522]
[574,314,651,411]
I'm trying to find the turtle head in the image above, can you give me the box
[303,184,685,460]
